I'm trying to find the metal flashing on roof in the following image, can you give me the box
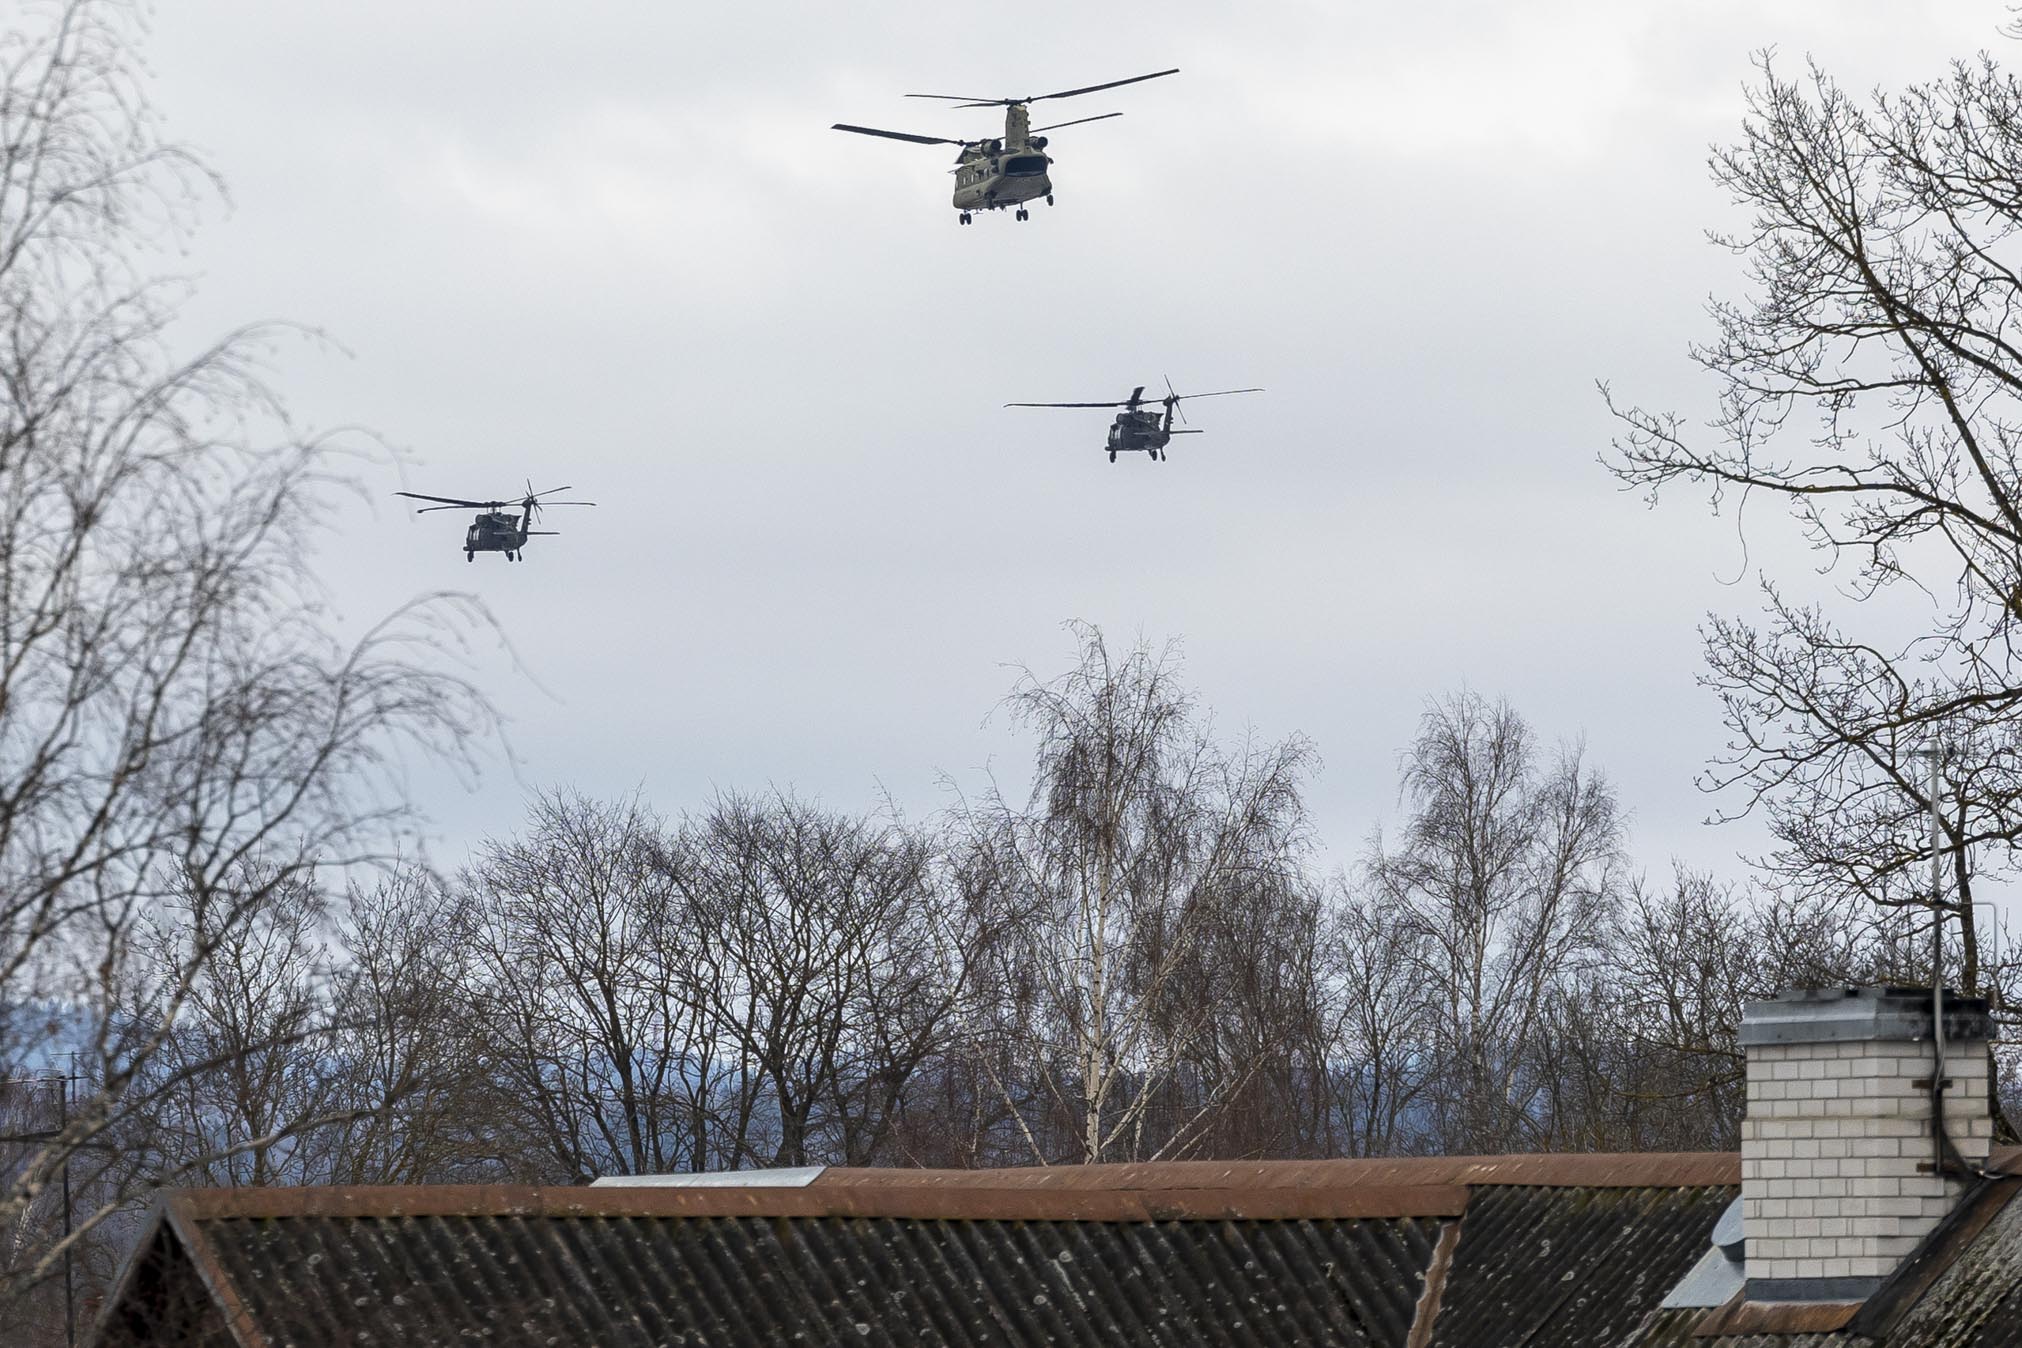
[589,1164,826,1188]
[1737,986,1992,1047]
[1661,1243,1747,1310]
[1662,1198,1747,1310]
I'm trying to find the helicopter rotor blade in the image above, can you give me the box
[1030,68,1179,103]
[395,491,491,509]
[1030,112,1123,134]
[920,68,1179,110]
[1005,401,1132,409]
[413,503,487,514]
[832,122,969,146]
[1164,374,1186,425]
[1169,387,1265,400]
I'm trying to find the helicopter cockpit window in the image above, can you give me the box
[1003,155,1047,176]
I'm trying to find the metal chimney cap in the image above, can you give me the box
[1737,986,1990,1047]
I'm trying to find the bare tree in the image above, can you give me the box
[320,870,501,1185]
[1604,49,2022,997]
[126,867,337,1190]
[664,792,976,1168]
[954,623,1316,1163]
[1315,882,1437,1156]
[1367,692,1626,1154]
[456,791,703,1182]
[0,1,493,1320]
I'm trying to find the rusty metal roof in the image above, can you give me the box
[814,1151,1741,1193]
[158,1179,1471,1222]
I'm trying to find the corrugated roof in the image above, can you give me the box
[101,1206,1448,1347]
[1619,1174,2022,1348]
[1867,1176,2022,1348]
[1427,1184,1737,1348]
[102,1152,2022,1347]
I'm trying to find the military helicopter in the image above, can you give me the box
[832,68,1177,224]
[395,482,596,562]
[1007,381,1263,463]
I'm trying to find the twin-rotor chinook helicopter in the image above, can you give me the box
[833,68,1178,224]
[395,483,596,561]
[1009,381,1263,462]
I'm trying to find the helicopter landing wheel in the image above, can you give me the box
[1108,451,1117,463]
[958,212,971,225]
[1046,194,1054,206]
[464,551,473,563]
[1015,208,1028,221]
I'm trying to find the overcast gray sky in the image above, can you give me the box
[133,1,2010,887]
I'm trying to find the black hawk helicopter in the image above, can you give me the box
[1007,381,1262,462]
[833,68,1177,224]
[395,483,596,562]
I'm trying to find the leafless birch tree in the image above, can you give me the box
[955,624,1316,1163]
[0,1,493,1322]
[1366,692,1626,1153]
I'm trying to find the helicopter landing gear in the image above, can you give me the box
[1108,450,1117,463]
[958,212,972,225]
[464,550,473,563]
[1015,208,1029,221]
[1046,194,1054,206]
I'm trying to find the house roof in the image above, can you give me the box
[82,1150,2022,1347]
[1623,1170,2022,1348]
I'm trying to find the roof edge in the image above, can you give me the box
[161,1197,270,1348]
[814,1152,1741,1192]
[165,1181,1472,1223]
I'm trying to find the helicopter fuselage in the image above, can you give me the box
[951,148,1051,213]
[1107,409,1172,455]
[952,104,1054,220]
[464,510,532,561]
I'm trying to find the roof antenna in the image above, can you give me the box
[1923,744,1946,1184]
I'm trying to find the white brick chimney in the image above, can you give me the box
[1736,986,1993,1303]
